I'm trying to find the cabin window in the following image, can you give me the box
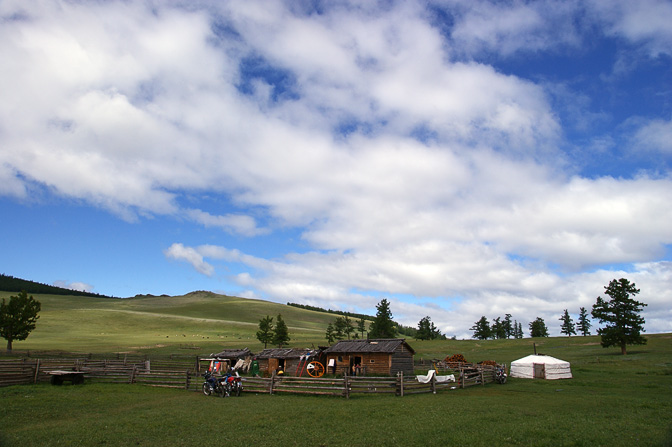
[338,356,343,362]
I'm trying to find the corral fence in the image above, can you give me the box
[0,355,500,397]
[0,355,201,391]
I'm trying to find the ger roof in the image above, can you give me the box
[324,338,415,354]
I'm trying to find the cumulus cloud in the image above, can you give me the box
[164,243,214,276]
[2,1,671,336]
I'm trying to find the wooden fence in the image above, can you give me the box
[0,356,200,390]
[0,357,497,397]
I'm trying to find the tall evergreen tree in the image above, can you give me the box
[576,307,591,336]
[517,322,523,339]
[272,314,290,347]
[503,314,514,339]
[416,316,442,340]
[529,317,549,337]
[255,315,274,348]
[0,290,41,351]
[325,322,336,344]
[357,318,367,338]
[491,317,506,339]
[470,316,492,340]
[559,309,576,336]
[592,278,647,355]
[369,299,396,338]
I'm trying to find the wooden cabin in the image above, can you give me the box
[324,339,415,376]
[254,348,314,377]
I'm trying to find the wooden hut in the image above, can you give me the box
[324,339,415,376]
[254,348,313,377]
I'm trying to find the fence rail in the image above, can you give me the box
[0,357,498,397]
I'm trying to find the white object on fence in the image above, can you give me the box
[415,369,455,383]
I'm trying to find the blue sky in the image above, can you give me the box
[1,0,671,338]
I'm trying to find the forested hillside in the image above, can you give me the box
[0,274,115,298]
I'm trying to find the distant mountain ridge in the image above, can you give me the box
[0,274,116,298]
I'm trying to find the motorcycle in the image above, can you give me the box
[223,370,243,396]
[495,367,507,384]
[202,371,228,397]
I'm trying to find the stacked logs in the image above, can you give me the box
[444,354,468,368]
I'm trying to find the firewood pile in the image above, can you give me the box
[478,360,497,367]
[444,354,469,368]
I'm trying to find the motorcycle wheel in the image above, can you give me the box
[234,384,241,397]
[202,383,211,396]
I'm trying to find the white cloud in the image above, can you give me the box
[164,243,214,276]
[632,119,672,155]
[53,280,94,293]
[1,1,670,336]
[589,0,672,57]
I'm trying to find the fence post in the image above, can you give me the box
[33,359,41,384]
[431,372,436,394]
[399,371,404,397]
[270,371,276,395]
[129,366,136,384]
[480,367,484,386]
[344,374,350,399]
[185,370,190,390]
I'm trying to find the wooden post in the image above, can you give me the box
[129,366,136,384]
[431,372,436,394]
[344,374,350,399]
[399,371,404,397]
[270,371,276,395]
[185,370,190,390]
[480,367,484,386]
[33,359,41,384]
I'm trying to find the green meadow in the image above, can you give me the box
[1,291,671,446]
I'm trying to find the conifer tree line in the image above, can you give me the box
[469,278,647,355]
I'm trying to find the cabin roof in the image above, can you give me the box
[211,348,252,359]
[324,338,415,355]
[255,348,313,359]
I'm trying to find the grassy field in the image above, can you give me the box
[1,291,671,446]
[0,291,338,355]
[1,335,671,446]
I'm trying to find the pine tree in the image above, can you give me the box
[369,299,396,338]
[491,317,506,339]
[559,309,576,336]
[272,314,290,348]
[517,322,523,339]
[592,278,647,355]
[503,314,514,339]
[416,316,442,340]
[529,317,549,337]
[357,318,367,338]
[0,290,41,351]
[576,307,591,336]
[470,316,491,340]
[325,322,336,344]
[255,315,274,348]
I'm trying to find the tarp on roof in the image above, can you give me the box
[510,354,572,380]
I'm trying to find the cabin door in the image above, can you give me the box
[533,363,545,379]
